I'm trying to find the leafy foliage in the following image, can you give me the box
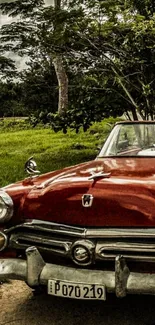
[1,0,155,127]
[0,82,25,117]
[0,55,17,79]
[20,60,58,115]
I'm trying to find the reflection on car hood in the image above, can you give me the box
[4,157,155,227]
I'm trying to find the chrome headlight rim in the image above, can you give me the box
[0,232,8,251]
[0,191,13,223]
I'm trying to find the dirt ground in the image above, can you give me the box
[0,280,155,325]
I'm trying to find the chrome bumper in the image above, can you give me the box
[1,246,155,298]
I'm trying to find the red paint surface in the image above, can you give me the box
[3,157,155,227]
[0,249,17,259]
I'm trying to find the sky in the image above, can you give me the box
[0,0,54,25]
[0,0,54,71]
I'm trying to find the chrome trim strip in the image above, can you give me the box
[5,219,155,239]
[97,241,155,255]
[86,228,155,238]
[10,233,72,256]
[5,220,86,238]
[96,241,155,262]
[96,242,155,262]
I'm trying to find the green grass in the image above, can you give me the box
[0,117,121,187]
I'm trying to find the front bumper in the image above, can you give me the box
[1,246,155,298]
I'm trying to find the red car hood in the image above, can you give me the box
[4,157,155,227]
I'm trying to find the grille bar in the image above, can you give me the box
[10,233,72,256]
[96,242,155,262]
[6,221,86,238]
[5,220,155,239]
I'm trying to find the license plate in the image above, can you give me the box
[48,279,106,300]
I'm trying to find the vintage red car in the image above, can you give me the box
[1,120,155,300]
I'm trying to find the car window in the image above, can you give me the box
[98,123,155,157]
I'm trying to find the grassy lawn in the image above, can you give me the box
[0,117,121,187]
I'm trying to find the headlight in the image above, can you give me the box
[0,191,13,223]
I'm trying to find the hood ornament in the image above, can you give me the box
[82,194,94,207]
[88,170,111,181]
[25,156,40,176]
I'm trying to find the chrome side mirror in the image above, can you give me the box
[25,157,40,176]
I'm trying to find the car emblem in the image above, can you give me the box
[82,194,93,207]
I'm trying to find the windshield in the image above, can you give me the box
[98,122,155,157]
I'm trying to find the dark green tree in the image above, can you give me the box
[1,0,155,129]
[0,81,25,117]
[0,55,17,80]
[20,59,58,115]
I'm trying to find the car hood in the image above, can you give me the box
[4,157,155,227]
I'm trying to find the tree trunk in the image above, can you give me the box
[52,0,68,115]
[131,107,139,120]
[54,0,61,9]
[53,55,68,116]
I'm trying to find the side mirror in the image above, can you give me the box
[25,157,40,176]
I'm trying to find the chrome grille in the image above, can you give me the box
[6,220,155,264]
